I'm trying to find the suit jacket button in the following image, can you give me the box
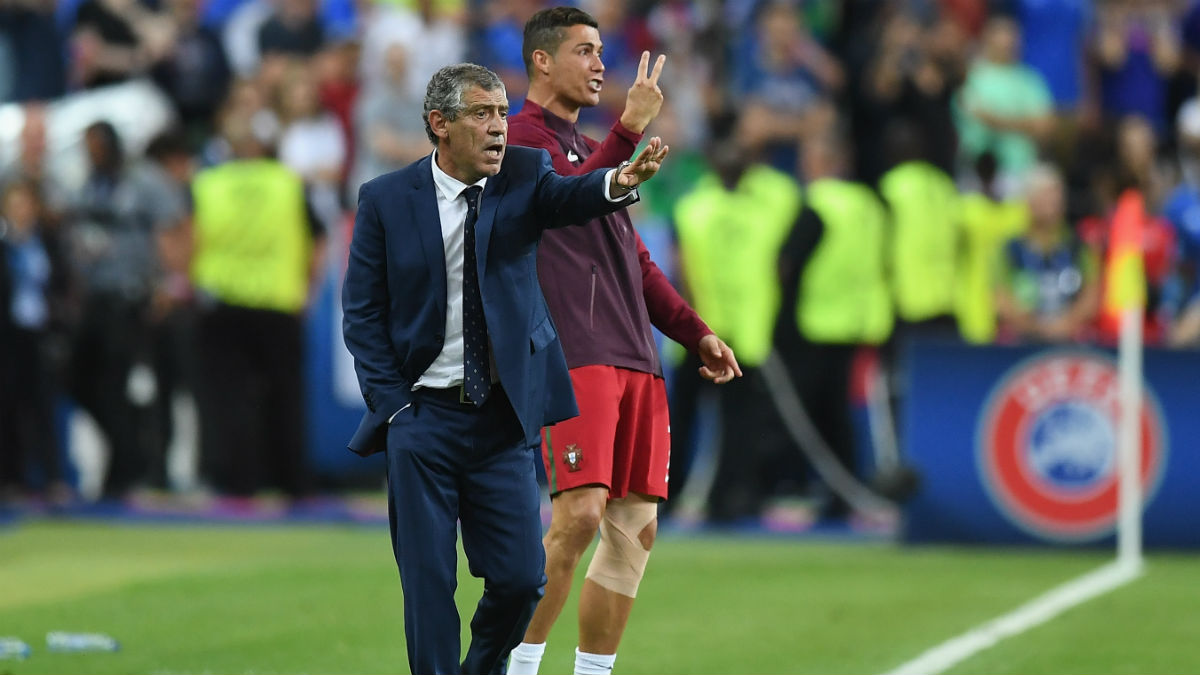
[435,332,445,342]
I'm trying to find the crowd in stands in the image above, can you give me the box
[2,0,1200,522]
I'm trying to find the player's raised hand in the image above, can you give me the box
[619,51,666,133]
[697,334,742,385]
[616,136,670,188]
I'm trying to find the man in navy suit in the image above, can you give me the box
[341,63,669,675]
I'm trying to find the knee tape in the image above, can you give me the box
[584,499,657,597]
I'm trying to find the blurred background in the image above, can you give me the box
[2,0,1200,544]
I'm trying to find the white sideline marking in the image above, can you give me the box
[883,560,1143,675]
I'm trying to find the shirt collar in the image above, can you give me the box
[528,101,576,137]
[431,149,487,203]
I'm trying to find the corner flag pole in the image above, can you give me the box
[1107,190,1147,569]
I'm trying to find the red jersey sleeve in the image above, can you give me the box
[636,231,712,352]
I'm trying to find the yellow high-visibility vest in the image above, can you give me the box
[797,178,892,344]
[674,165,801,366]
[879,161,960,322]
[191,159,311,314]
[956,193,1028,343]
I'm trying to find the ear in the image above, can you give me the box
[428,109,450,141]
[531,49,553,78]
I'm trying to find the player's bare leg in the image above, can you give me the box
[523,485,610,643]
[577,493,657,662]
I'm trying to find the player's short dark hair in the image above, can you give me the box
[522,6,599,77]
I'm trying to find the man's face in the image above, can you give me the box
[546,23,605,109]
[434,85,509,184]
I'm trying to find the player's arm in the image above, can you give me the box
[637,229,710,351]
[636,231,741,383]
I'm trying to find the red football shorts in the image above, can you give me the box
[542,365,670,500]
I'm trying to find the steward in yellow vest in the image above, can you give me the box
[956,153,1028,343]
[669,140,802,522]
[878,159,960,326]
[188,113,324,499]
[776,136,890,519]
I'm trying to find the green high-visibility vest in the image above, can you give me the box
[879,161,960,322]
[191,159,311,314]
[797,178,892,344]
[956,193,1028,343]
[674,165,801,366]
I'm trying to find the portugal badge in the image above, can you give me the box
[564,444,583,473]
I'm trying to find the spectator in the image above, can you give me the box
[0,178,71,503]
[1093,0,1181,136]
[859,9,961,183]
[1,105,69,218]
[274,60,346,229]
[347,43,427,201]
[734,1,842,173]
[71,0,175,89]
[1014,0,1092,114]
[1163,112,1200,347]
[142,129,196,490]
[995,164,1101,343]
[1079,116,1176,344]
[65,120,170,500]
[257,0,323,59]
[150,0,231,148]
[955,16,1054,193]
[358,0,465,101]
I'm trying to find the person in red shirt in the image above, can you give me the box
[506,8,741,675]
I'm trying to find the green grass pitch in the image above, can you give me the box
[2,521,1198,674]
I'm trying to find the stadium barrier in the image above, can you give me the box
[901,339,1199,547]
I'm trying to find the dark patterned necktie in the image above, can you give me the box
[460,185,489,405]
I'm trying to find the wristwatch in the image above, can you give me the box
[616,160,633,189]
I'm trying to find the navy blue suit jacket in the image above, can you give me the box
[342,146,630,457]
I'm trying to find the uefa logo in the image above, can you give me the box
[976,351,1167,542]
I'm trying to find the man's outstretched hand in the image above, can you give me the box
[615,136,670,189]
[697,334,742,384]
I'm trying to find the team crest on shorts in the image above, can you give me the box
[976,351,1166,542]
[564,444,583,473]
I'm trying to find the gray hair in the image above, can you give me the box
[422,63,506,145]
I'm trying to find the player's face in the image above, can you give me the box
[434,85,508,184]
[549,23,605,109]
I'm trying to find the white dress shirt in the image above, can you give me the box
[412,151,633,392]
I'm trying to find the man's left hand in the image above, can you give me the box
[616,136,670,189]
[697,334,742,384]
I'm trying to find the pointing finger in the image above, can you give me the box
[637,50,649,82]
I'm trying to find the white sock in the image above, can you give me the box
[573,648,617,675]
[507,641,546,675]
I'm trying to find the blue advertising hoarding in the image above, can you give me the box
[902,340,1199,547]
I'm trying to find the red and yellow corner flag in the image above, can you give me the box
[1102,189,1147,324]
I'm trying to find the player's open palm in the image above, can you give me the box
[617,137,670,187]
[620,51,665,133]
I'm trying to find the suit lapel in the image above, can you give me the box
[409,157,448,321]
[475,169,509,277]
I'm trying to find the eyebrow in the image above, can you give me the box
[465,103,509,114]
[573,41,602,50]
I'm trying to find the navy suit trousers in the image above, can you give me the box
[385,386,546,675]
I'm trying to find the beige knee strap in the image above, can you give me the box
[585,499,657,597]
